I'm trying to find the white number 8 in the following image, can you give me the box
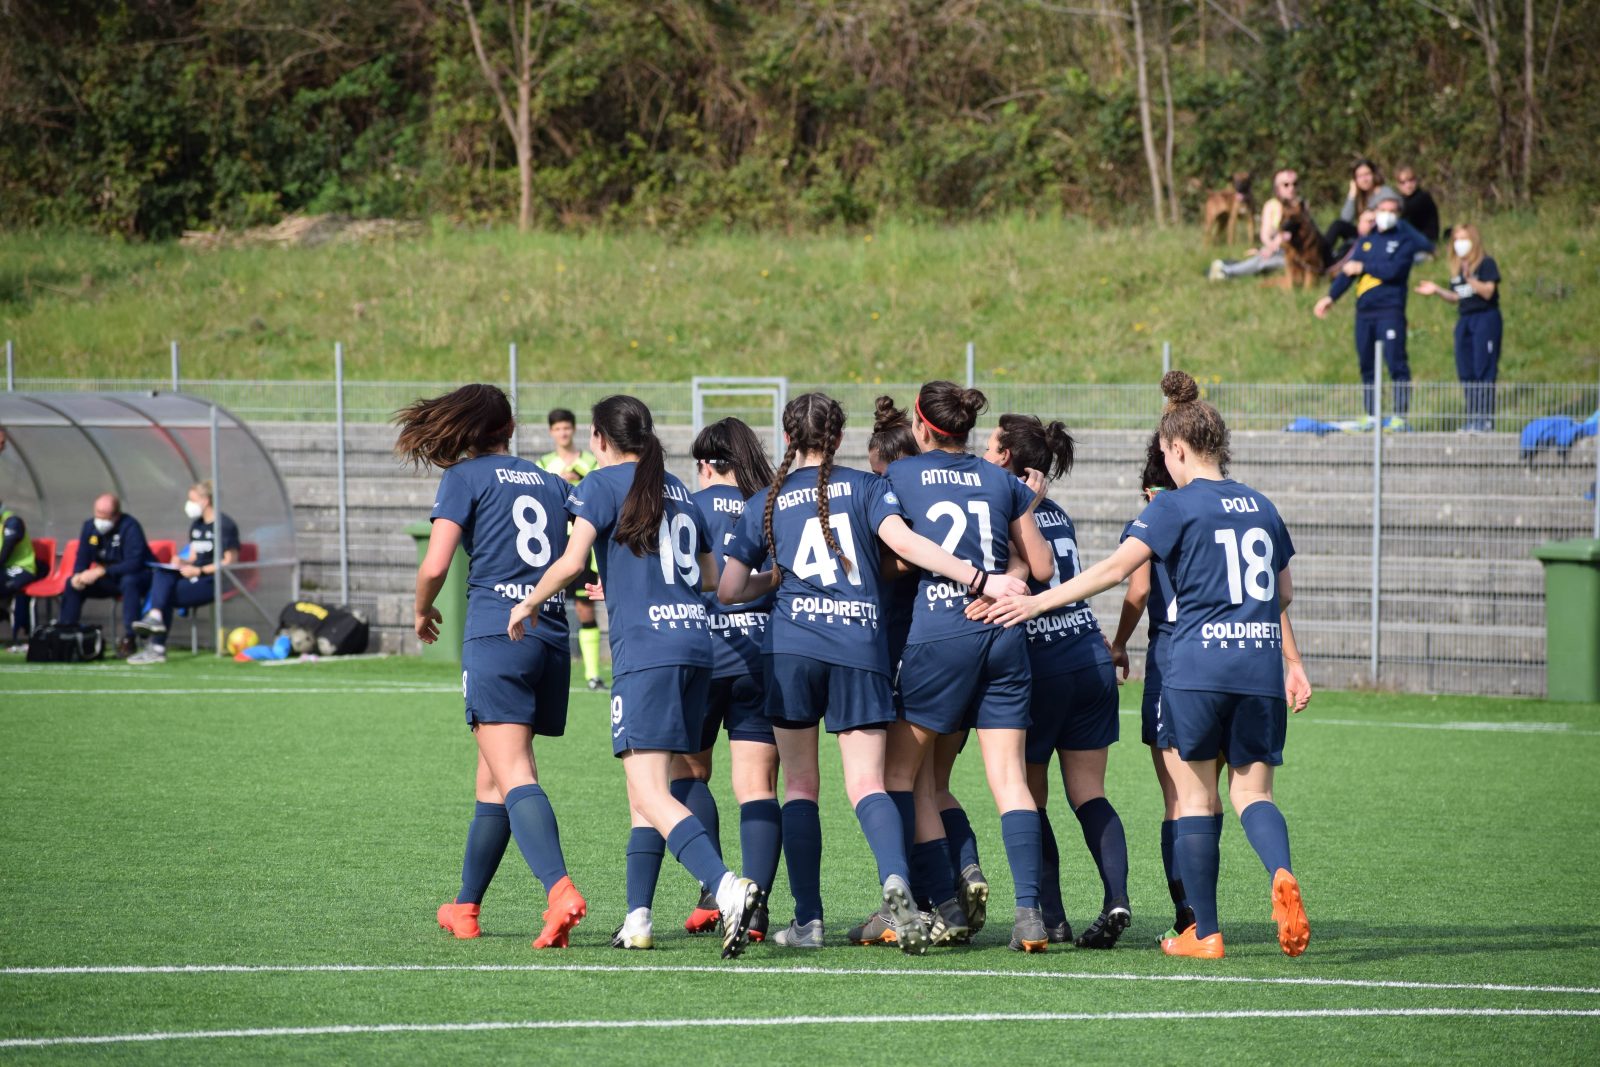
[658,512,701,587]
[513,495,552,567]
[1214,527,1276,604]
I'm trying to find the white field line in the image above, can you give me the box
[2,1008,1597,1049]
[0,687,462,696]
[5,962,1599,997]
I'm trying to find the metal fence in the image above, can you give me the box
[7,360,1598,696]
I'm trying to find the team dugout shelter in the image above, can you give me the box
[0,392,297,647]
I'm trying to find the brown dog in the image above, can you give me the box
[1203,172,1252,246]
[1279,198,1327,289]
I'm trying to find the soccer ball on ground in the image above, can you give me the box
[226,627,260,655]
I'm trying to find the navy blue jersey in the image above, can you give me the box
[1327,219,1433,315]
[1127,478,1295,698]
[184,513,240,569]
[1453,255,1501,315]
[885,450,1034,644]
[694,483,772,679]
[1023,499,1108,678]
[726,465,903,676]
[568,462,713,676]
[1122,518,1176,641]
[433,454,571,648]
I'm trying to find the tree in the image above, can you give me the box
[1130,0,1165,224]
[456,0,558,232]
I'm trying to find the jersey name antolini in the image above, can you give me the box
[775,481,854,511]
[648,602,708,623]
[1200,621,1281,640]
[919,469,982,488]
[1027,607,1096,636]
[789,595,878,620]
[494,468,548,486]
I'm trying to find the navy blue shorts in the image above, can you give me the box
[1140,632,1169,747]
[610,665,712,757]
[1026,659,1120,763]
[766,654,894,734]
[698,672,774,748]
[1155,688,1286,767]
[462,634,570,735]
[899,627,1032,734]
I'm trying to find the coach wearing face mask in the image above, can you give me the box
[129,481,241,665]
[61,492,155,657]
[1313,186,1434,431]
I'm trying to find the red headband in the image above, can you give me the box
[915,398,958,439]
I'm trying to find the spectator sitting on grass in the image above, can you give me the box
[1323,158,1382,253]
[1209,169,1298,281]
[1395,165,1440,250]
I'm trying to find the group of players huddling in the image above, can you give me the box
[395,370,1312,962]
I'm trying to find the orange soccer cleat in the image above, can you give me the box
[1271,869,1310,957]
[1160,926,1225,959]
[533,876,587,949]
[437,901,482,940]
[684,886,721,935]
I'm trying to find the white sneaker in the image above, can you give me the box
[714,872,760,959]
[127,647,166,665]
[1208,259,1225,282]
[610,907,653,950]
[132,611,166,636]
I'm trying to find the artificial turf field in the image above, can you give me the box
[1,655,1598,1064]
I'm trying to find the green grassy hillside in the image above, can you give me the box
[3,209,1597,385]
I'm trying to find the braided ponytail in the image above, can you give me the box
[814,400,852,574]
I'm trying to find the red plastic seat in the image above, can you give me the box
[26,538,56,584]
[23,539,76,599]
[148,540,177,565]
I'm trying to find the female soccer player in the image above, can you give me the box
[984,413,1131,949]
[882,381,1056,953]
[1108,433,1194,940]
[980,371,1313,960]
[1415,224,1503,432]
[676,418,781,942]
[717,392,1027,954]
[396,384,586,949]
[539,408,605,688]
[508,395,760,959]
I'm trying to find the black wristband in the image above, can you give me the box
[970,568,987,595]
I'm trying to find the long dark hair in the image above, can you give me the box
[869,395,918,467]
[994,413,1075,481]
[591,394,666,557]
[1139,430,1178,497]
[763,393,850,577]
[392,384,513,469]
[1157,371,1231,470]
[915,380,988,446]
[693,418,775,498]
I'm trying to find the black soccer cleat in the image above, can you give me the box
[1074,899,1132,949]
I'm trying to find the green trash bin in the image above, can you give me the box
[405,520,468,665]
[1532,538,1600,703]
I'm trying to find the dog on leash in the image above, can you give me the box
[1278,197,1327,289]
[1202,171,1253,246]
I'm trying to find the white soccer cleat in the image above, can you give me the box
[610,907,654,950]
[714,872,760,959]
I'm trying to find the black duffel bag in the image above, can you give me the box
[277,600,370,657]
[25,623,105,662]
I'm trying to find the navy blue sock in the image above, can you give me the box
[1172,815,1221,937]
[739,799,783,894]
[910,839,953,908]
[999,808,1043,909]
[1239,800,1292,877]
[671,777,722,861]
[854,792,910,884]
[456,801,510,905]
[1038,808,1065,925]
[503,784,567,893]
[1074,796,1130,908]
[625,827,666,912]
[941,806,981,875]
[782,799,823,924]
[666,816,729,892]
[888,790,916,857]
[1161,819,1187,910]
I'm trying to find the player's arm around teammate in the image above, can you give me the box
[509,395,760,959]
[396,384,586,949]
[981,372,1312,961]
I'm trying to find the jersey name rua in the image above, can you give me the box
[432,455,571,647]
[694,483,771,678]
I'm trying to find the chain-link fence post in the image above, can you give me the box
[1370,341,1384,685]
[509,342,520,458]
[334,342,350,606]
[210,402,225,655]
[170,341,180,393]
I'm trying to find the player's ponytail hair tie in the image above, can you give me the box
[915,398,957,439]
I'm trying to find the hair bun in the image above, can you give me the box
[874,395,908,434]
[1160,370,1200,405]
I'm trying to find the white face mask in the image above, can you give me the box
[184,499,204,520]
[1454,238,1473,258]
[1374,210,1398,232]
[93,517,115,534]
